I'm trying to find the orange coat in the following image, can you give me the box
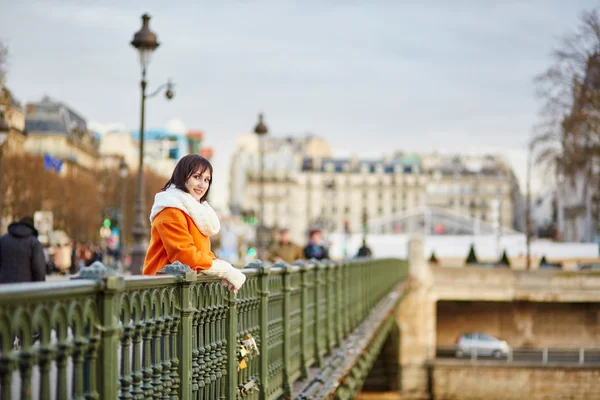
[143,207,216,275]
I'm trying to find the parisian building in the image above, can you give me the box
[24,96,100,179]
[233,135,524,244]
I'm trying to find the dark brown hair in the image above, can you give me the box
[161,155,213,202]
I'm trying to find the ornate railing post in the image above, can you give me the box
[295,260,311,381]
[313,260,325,367]
[159,262,197,400]
[251,260,271,399]
[341,260,350,338]
[225,283,239,399]
[326,260,337,351]
[279,261,294,399]
[79,263,124,400]
[335,260,343,345]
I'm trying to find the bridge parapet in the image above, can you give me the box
[0,258,407,399]
[432,266,600,302]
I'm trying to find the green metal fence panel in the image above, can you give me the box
[0,279,101,400]
[0,258,408,400]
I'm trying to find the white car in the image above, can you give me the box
[455,332,511,358]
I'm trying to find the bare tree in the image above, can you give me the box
[533,9,600,171]
[533,8,600,241]
[0,41,7,86]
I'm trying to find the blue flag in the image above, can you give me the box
[43,153,63,173]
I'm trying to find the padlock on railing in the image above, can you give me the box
[237,333,260,371]
[238,377,260,396]
[242,333,260,357]
[237,343,249,370]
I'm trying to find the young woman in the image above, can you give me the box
[142,155,246,293]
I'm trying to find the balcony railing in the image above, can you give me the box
[0,257,407,399]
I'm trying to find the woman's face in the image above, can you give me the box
[185,167,211,201]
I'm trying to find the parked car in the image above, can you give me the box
[455,332,511,358]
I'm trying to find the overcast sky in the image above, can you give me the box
[0,0,597,209]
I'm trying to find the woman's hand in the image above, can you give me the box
[221,278,239,295]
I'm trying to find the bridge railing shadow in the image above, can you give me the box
[0,257,407,400]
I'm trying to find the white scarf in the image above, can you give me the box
[149,186,220,237]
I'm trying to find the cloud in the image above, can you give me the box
[88,121,127,135]
[165,118,187,135]
[30,0,135,32]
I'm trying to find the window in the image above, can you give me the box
[345,206,350,214]
[378,207,383,215]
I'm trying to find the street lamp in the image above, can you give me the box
[129,13,175,274]
[526,140,534,270]
[119,158,129,271]
[0,110,8,233]
[254,113,268,260]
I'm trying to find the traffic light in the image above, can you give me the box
[344,220,350,234]
[242,210,258,226]
[361,211,368,233]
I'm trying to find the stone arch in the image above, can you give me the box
[361,319,402,392]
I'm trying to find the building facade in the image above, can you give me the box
[24,97,100,178]
[236,141,523,244]
[228,133,332,215]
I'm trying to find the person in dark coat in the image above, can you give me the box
[356,238,373,258]
[0,217,46,284]
[303,229,329,260]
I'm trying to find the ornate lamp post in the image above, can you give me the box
[129,14,175,274]
[526,140,533,270]
[254,113,268,260]
[0,110,8,233]
[119,157,129,270]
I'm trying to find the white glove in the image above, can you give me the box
[199,259,247,291]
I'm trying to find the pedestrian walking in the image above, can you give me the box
[268,228,304,264]
[0,216,46,284]
[356,238,373,258]
[303,229,329,260]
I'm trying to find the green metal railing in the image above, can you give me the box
[0,258,407,400]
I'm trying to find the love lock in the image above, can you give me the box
[238,377,260,396]
[238,343,249,370]
[242,333,260,357]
